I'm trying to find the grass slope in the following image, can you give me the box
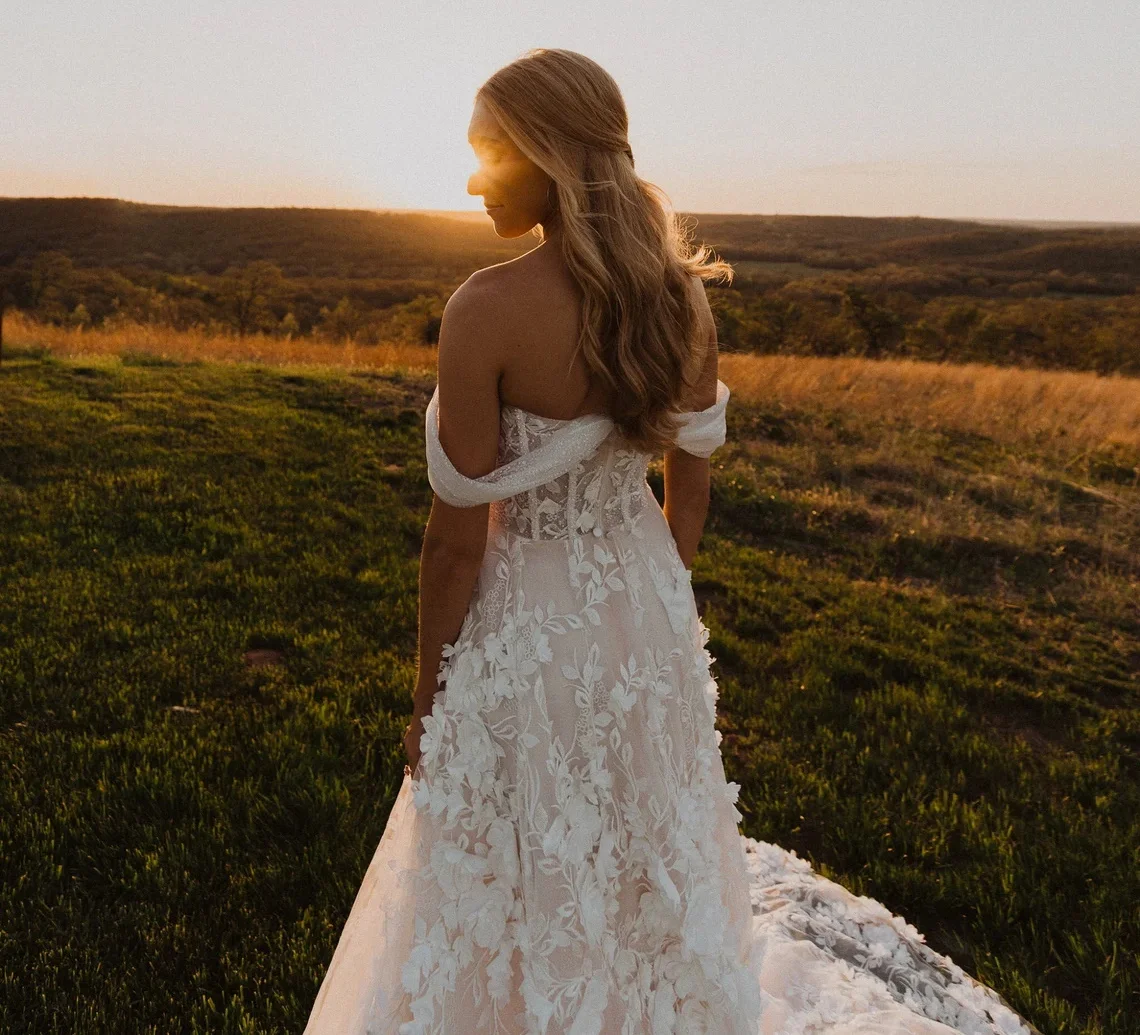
[0,351,1136,1034]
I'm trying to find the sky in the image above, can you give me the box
[3,0,1138,222]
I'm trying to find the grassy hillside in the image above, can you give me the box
[1,344,1136,1033]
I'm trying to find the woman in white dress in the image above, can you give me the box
[303,48,1038,1035]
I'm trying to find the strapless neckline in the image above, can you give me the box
[499,403,609,426]
[424,380,731,509]
[499,379,730,426]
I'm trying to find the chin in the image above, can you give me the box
[489,214,539,239]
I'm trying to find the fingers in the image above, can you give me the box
[402,720,422,777]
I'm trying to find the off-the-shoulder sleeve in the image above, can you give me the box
[672,380,730,458]
[424,387,616,507]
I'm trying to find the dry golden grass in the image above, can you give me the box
[720,352,1140,455]
[4,311,437,374]
[8,313,1139,455]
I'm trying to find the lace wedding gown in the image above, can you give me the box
[303,381,1037,1035]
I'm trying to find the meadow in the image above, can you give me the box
[1,328,1137,1034]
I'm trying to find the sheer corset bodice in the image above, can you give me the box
[490,406,654,542]
[423,380,730,530]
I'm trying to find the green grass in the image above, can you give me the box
[1,350,1136,1033]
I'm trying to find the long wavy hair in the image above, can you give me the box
[477,48,734,452]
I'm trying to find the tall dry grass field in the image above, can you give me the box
[3,310,438,374]
[10,312,1140,461]
[720,352,1140,458]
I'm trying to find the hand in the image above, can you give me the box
[402,712,427,776]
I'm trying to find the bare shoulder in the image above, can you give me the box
[443,267,507,321]
[443,263,538,327]
[437,269,510,371]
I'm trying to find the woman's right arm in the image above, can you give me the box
[663,280,719,570]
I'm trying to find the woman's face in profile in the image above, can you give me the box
[466,95,553,239]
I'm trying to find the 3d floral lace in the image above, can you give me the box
[302,381,1039,1035]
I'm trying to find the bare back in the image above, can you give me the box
[479,243,715,421]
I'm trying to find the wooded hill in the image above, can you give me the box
[2,197,1138,374]
[3,197,1138,288]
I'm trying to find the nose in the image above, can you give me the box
[467,168,484,197]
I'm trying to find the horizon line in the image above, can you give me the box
[2,194,1138,229]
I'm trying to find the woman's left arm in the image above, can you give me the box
[405,274,504,772]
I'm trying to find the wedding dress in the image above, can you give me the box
[303,380,1038,1035]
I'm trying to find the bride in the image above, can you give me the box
[303,48,1037,1035]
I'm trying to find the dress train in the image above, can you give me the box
[302,381,1037,1035]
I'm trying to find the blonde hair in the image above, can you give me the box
[477,48,733,452]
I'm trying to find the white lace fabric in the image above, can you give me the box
[302,380,1039,1035]
[424,379,731,511]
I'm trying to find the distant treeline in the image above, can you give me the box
[712,278,1140,374]
[0,251,450,346]
[2,198,1139,372]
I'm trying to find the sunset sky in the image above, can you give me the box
[3,1,1137,222]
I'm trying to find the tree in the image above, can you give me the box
[741,295,801,354]
[373,294,445,345]
[317,297,366,342]
[0,265,32,367]
[67,303,92,329]
[280,312,301,339]
[218,261,283,336]
[26,251,75,312]
[841,286,902,358]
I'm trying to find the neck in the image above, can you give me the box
[539,220,562,251]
